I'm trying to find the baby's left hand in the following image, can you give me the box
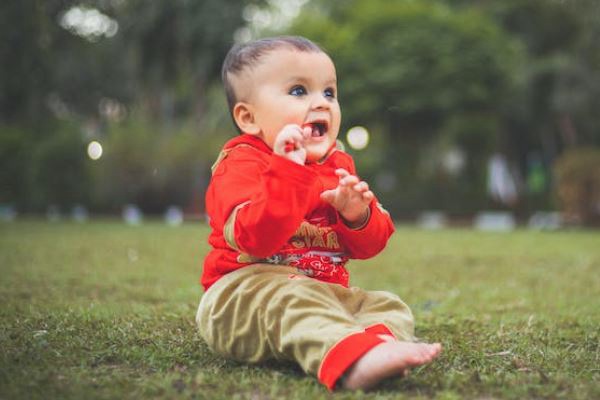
[320,168,373,228]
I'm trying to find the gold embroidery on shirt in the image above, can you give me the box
[291,221,340,250]
[311,233,326,247]
[326,231,340,249]
[211,144,256,175]
[224,201,251,251]
[237,252,262,263]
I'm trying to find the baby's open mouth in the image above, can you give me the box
[307,122,328,137]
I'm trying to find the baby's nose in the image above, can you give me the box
[311,93,330,110]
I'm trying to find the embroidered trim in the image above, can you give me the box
[211,143,256,175]
[223,201,250,251]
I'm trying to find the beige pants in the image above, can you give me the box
[196,264,415,387]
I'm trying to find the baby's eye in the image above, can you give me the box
[324,87,336,98]
[289,85,307,96]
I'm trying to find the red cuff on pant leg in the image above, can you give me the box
[365,323,396,339]
[317,331,385,391]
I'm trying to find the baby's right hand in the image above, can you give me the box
[273,124,312,165]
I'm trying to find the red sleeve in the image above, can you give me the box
[329,153,395,259]
[333,199,395,259]
[206,147,321,258]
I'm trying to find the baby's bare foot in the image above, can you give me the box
[342,341,442,391]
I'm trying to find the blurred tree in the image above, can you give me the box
[450,0,600,212]
[554,147,600,225]
[89,116,208,213]
[289,0,522,213]
[549,0,600,147]
[28,122,90,209]
[0,0,263,212]
[1,0,265,124]
[3,0,598,215]
[116,0,266,124]
[0,125,33,208]
[1,0,70,124]
[0,0,131,123]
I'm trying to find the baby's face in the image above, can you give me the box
[239,48,341,162]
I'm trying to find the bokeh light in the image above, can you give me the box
[346,126,370,150]
[60,6,119,41]
[87,141,103,160]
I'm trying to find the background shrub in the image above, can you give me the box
[554,148,600,225]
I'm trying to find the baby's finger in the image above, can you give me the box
[353,181,369,193]
[320,189,336,204]
[286,128,305,142]
[301,125,312,140]
[335,168,350,178]
[280,129,305,152]
[284,141,296,153]
[362,190,374,202]
[340,175,360,187]
[284,137,304,152]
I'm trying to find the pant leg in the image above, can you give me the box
[196,264,420,389]
[197,264,363,371]
[351,288,416,342]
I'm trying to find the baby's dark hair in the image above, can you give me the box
[222,36,324,116]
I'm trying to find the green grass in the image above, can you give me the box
[1,221,599,399]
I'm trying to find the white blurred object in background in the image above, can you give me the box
[165,206,184,226]
[71,204,89,223]
[47,205,61,222]
[122,204,143,225]
[417,211,448,230]
[474,211,516,232]
[0,205,17,222]
[87,141,103,160]
[487,154,518,206]
[346,126,370,150]
[528,211,562,230]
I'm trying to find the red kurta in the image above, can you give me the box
[201,134,394,290]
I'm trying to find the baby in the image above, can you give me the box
[196,36,441,391]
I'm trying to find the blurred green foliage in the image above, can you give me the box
[1,0,599,218]
[89,113,227,214]
[0,122,88,211]
[554,148,600,225]
[290,0,522,213]
[0,0,260,213]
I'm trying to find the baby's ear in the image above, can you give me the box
[233,102,260,135]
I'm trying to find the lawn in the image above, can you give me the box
[0,220,598,399]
